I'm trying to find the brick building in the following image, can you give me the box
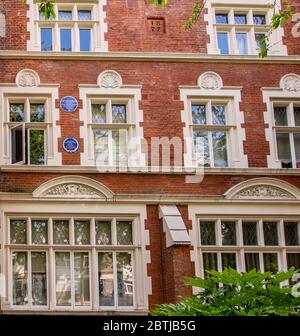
[0,0,300,315]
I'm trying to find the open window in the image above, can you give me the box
[8,99,47,165]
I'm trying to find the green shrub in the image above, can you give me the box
[151,268,300,316]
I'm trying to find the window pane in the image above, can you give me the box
[98,252,114,306]
[74,252,90,306]
[217,32,229,54]
[55,252,71,306]
[10,103,24,122]
[78,10,92,21]
[263,253,278,273]
[11,126,23,164]
[112,104,127,123]
[117,252,134,306]
[234,15,247,24]
[263,222,279,246]
[60,29,72,51]
[221,221,236,245]
[92,104,106,123]
[294,106,300,126]
[95,221,112,245]
[200,221,216,245]
[255,33,266,51]
[53,220,69,244]
[30,104,45,122]
[294,133,300,164]
[94,130,109,165]
[74,220,90,245]
[253,15,266,25]
[31,252,47,306]
[192,104,206,124]
[287,253,300,284]
[236,33,248,55]
[194,131,210,167]
[216,14,228,24]
[242,221,258,245]
[245,253,260,272]
[12,252,28,305]
[276,133,291,162]
[221,253,237,270]
[80,29,91,52]
[212,105,226,125]
[284,222,299,246]
[10,220,27,244]
[112,129,128,165]
[212,131,228,167]
[41,28,53,51]
[31,220,48,244]
[274,106,288,126]
[203,253,218,275]
[30,130,45,165]
[58,11,72,21]
[117,221,133,245]
[39,12,54,21]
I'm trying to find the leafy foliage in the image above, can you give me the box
[39,0,56,20]
[151,268,300,316]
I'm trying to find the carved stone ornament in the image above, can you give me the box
[198,72,223,90]
[16,69,40,87]
[234,185,295,200]
[43,183,105,198]
[98,70,122,88]
[280,74,300,92]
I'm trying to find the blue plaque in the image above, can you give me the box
[60,96,78,112]
[63,137,80,153]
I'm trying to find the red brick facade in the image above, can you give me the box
[0,0,300,314]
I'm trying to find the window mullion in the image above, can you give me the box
[70,218,75,246]
[22,123,26,164]
[289,132,296,168]
[289,102,295,127]
[113,252,118,309]
[28,251,32,308]
[92,247,98,310]
[208,131,214,167]
[49,247,55,310]
[108,130,113,166]
[71,251,75,308]
[216,219,222,246]
[217,252,222,272]
[258,219,264,246]
[259,252,264,273]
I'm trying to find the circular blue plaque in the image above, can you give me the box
[63,137,80,153]
[60,96,78,112]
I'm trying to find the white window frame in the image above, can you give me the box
[180,73,247,169]
[190,98,231,168]
[6,97,49,165]
[27,0,108,52]
[0,77,61,166]
[5,214,143,312]
[89,98,133,167]
[196,216,300,278]
[189,199,300,293]
[205,0,287,56]
[271,101,300,168]
[97,250,136,311]
[79,72,146,169]
[10,250,49,310]
[263,74,300,169]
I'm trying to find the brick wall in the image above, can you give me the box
[0,0,299,55]
[0,60,299,167]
